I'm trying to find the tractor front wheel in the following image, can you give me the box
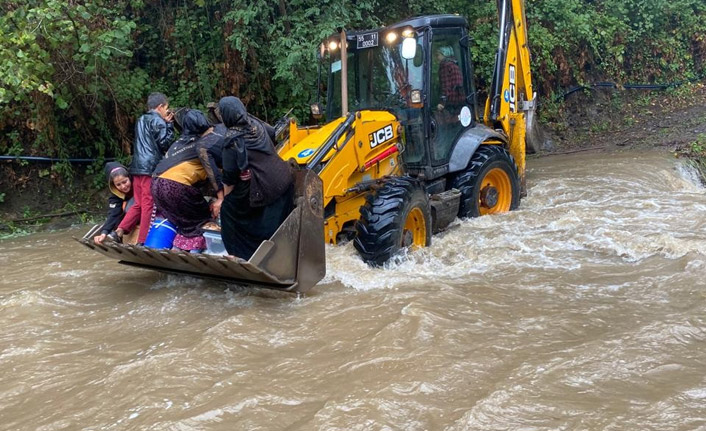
[354,177,431,266]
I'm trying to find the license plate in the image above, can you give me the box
[356,32,378,49]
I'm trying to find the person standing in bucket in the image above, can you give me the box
[94,162,134,244]
[114,92,175,245]
[151,109,225,252]
[218,96,294,260]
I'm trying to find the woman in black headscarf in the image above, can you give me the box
[151,109,225,251]
[218,96,294,259]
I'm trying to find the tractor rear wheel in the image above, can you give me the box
[354,177,431,266]
[451,145,520,218]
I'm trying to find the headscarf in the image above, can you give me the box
[104,161,130,199]
[160,109,211,162]
[218,96,247,128]
[172,107,188,133]
[181,109,211,137]
[218,96,274,171]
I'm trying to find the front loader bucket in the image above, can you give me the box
[76,169,326,294]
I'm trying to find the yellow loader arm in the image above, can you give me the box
[484,0,541,191]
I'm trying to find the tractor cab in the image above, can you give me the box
[321,15,479,181]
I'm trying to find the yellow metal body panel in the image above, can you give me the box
[323,194,367,243]
[279,110,403,243]
[279,118,344,163]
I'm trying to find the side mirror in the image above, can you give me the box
[401,38,417,60]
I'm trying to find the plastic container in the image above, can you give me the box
[144,218,177,249]
[203,230,227,256]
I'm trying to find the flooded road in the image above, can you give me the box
[2,149,705,430]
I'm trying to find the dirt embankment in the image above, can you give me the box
[1,82,705,235]
[0,162,105,233]
[540,82,706,154]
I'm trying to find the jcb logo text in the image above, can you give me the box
[369,124,394,148]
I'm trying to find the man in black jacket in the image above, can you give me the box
[116,92,175,244]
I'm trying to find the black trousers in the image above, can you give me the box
[220,182,294,260]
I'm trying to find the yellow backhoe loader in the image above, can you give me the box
[278,0,539,265]
[78,0,539,293]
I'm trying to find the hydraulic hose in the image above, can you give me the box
[0,156,115,163]
[558,75,705,101]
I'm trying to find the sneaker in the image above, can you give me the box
[106,231,122,244]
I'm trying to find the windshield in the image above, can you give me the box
[326,34,424,118]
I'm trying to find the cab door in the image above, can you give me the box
[428,27,472,167]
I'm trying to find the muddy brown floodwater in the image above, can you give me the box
[1,149,705,430]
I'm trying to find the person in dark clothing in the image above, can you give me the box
[218,96,294,260]
[151,109,225,251]
[209,101,277,143]
[116,92,175,245]
[171,106,190,134]
[94,162,134,244]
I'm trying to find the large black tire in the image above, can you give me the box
[451,145,520,218]
[354,177,432,266]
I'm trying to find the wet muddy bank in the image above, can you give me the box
[541,82,706,153]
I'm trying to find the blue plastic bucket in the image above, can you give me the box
[144,218,177,249]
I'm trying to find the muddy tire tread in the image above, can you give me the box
[451,145,520,218]
[354,177,430,266]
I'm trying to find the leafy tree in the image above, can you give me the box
[1,0,704,168]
